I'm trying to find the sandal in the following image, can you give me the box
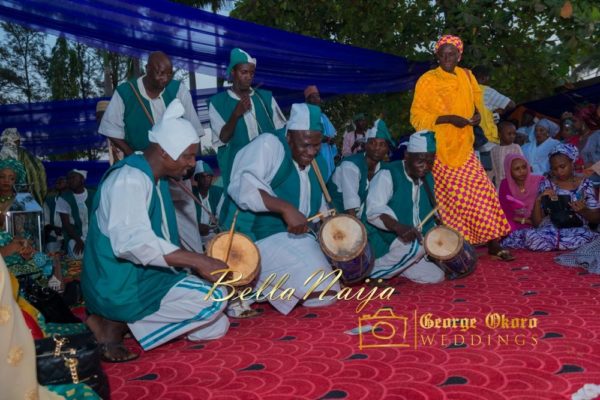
[490,249,515,262]
[230,308,264,319]
[100,342,139,363]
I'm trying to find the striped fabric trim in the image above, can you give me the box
[371,240,419,279]
[138,278,224,349]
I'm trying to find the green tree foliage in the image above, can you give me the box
[47,37,80,100]
[0,23,49,104]
[232,0,599,137]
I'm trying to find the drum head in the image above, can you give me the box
[319,214,367,262]
[207,232,260,286]
[424,226,463,261]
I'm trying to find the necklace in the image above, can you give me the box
[0,194,14,203]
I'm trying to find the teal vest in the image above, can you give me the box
[193,185,223,224]
[59,188,96,248]
[81,154,185,322]
[368,161,436,259]
[45,195,57,225]
[209,89,276,187]
[116,78,181,151]
[222,134,327,241]
[328,153,370,213]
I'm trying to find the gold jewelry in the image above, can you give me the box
[521,218,525,224]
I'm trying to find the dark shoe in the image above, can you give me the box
[490,249,515,262]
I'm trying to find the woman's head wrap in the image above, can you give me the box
[536,119,560,137]
[435,35,464,55]
[575,104,599,131]
[0,157,26,185]
[549,143,579,162]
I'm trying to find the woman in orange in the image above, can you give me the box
[410,35,513,260]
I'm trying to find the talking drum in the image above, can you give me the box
[206,232,260,286]
[318,214,374,284]
[423,225,477,280]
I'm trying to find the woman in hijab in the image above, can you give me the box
[523,144,600,251]
[522,119,561,176]
[498,154,544,248]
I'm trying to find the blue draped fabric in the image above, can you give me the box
[0,0,429,94]
[0,88,302,157]
[521,81,600,118]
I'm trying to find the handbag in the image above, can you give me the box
[19,278,82,323]
[35,332,110,399]
[541,195,584,229]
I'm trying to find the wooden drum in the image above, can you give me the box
[423,225,477,280]
[206,231,260,286]
[318,214,373,283]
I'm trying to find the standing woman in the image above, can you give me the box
[410,35,513,260]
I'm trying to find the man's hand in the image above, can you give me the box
[233,96,252,118]
[199,223,211,236]
[281,205,309,235]
[394,223,422,244]
[74,238,85,255]
[192,255,230,283]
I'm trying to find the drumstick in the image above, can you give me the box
[311,159,333,204]
[416,206,439,232]
[169,178,218,225]
[225,210,239,265]
[307,208,336,222]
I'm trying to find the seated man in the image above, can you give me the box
[82,100,229,362]
[43,176,67,253]
[366,131,445,284]
[56,170,95,260]
[192,160,223,249]
[225,103,340,315]
[328,119,392,218]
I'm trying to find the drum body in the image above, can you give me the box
[423,225,477,280]
[318,214,374,283]
[206,231,260,286]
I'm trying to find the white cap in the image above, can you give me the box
[71,169,88,179]
[148,99,199,160]
[193,160,214,176]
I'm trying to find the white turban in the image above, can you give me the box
[148,99,199,160]
[71,169,88,179]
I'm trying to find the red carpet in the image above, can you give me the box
[104,250,600,399]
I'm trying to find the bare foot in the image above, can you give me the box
[86,314,139,363]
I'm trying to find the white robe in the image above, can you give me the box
[366,164,444,284]
[330,159,380,217]
[228,134,340,314]
[96,164,228,349]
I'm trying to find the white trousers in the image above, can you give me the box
[370,238,444,284]
[254,232,340,315]
[128,275,229,351]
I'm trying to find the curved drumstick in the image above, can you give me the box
[225,210,239,265]
[416,206,439,232]
[310,159,332,204]
[307,209,336,223]
[169,177,219,226]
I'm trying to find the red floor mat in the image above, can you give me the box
[104,250,600,399]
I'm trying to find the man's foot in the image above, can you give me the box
[86,314,139,363]
[100,343,139,363]
[489,249,515,262]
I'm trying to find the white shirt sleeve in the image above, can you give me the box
[484,86,511,111]
[209,102,227,148]
[98,91,126,139]
[366,170,396,230]
[96,166,180,267]
[54,197,72,216]
[331,161,361,211]
[177,84,204,138]
[227,134,285,213]
[271,97,287,129]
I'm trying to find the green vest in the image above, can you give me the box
[81,154,185,322]
[368,161,436,259]
[222,134,327,241]
[193,185,223,224]
[45,195,57,225]
[328,153,370,213]
[59,188,96,248]
[116,78,181,151]
[209,89,276,188]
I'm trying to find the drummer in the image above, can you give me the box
[328,119,392,218]
[81,100,230,361]
[365,130,445,283]
[192,160,223,249]
[226,103,341,315]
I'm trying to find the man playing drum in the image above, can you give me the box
[328,119,392,218]
[82,100,230,362]
[225,103,341,315]
[365,131,445,283]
